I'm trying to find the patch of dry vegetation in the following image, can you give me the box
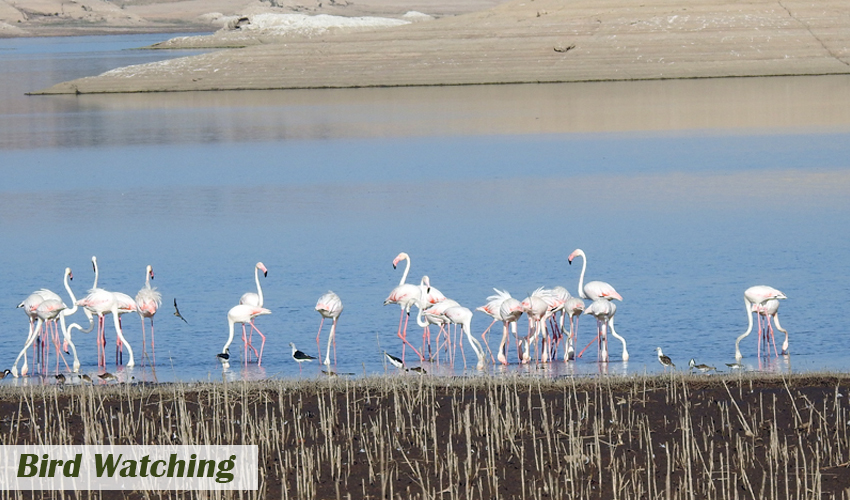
[2,373,850,499]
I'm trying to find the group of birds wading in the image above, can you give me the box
[6,249,790,379]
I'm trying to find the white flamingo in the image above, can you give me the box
[734,285,786,361]
[239,262,268,360]
[315,291,343,365]
[568,249,623,301]
[223,304,272,365]
[136,264,162,360]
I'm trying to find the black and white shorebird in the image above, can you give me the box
[655,347,675,370]
[81,374,92,384]
[216,348,230,368]
[688,358,716,372]
[54,374,66,385]
[173,298,189,324]
[290,343,316,372]
[0,369,11,380]
[384,351,405,371]
[725,362,744,370]
[98,372,117,382]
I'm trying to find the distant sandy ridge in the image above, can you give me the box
[12,0,850,95]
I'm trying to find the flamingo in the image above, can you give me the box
[239,262,268,359]
[497,294,523,365]
[538,286,569,360]
[568,249,623,301]
[135,264,162,360]
[734,285,786,361]
[75,256,113,366]
[12,300,64,377]
[223,304,271,365]
[582,298,617,362]
[519,289,555,363]
[315,291,343,365]
[753,297,789,357]
[443,305,486,370]
[476,289,513,363]
[111,292,138,365]
[383,252,425,363]
[416,298,460,362]
[562,297,585,360]
[17,286,63,368]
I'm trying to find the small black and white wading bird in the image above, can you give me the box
[173,298,189,324]
[54,374,66,384]
[0,369,11,380]
[725,362,744,370]
[384,351,405,371]
[655,347,675,370]
[81,374,92,384]
[98,372,117,382]
[688,358,716,372]
[290,343,316,372]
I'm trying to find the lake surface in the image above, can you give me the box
[1,34,850,384]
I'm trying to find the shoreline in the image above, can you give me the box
[4,372,850,498]
[12,0,849,95]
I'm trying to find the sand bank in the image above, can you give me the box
[24,0,850,95]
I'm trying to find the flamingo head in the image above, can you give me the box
[66,268,73,281]
[568,248,583,264]
[392,252,409,269]
[91,256,97,273]
[147,265,154,281]
[257,262,268,277]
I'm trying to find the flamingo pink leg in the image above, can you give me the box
[316,317,325,360]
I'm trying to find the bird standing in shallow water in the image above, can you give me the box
[656,347,675,370]
[384,351,405,370]
[290,343,316,373]
[315,291,343,366]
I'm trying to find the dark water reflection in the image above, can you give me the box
[1,35,849,382]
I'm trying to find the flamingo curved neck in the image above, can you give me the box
[575,252,588,299]
[415,307,429,328]
[223,320,236,353]
[63,270,78,316]
[398,256,411,286]
[144,266,152,289]
[254,266,264,307]
[92,257,99,290]
[735,297,754,360]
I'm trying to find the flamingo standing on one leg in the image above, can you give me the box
[315,291,343,365]
[135,264,162,361]
[568,249,623,301]
[239,262,268,360]
[383,252,425,363]
[223,304,272,365]
[734,285,786,361]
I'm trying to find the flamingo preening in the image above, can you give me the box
[315,291,343,365]
[735,286,787,361]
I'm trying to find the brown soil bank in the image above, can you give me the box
[3,373,850,499]
[30,0,850,95]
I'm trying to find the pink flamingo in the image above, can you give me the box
[568,249,623,301]
[734,285,786,361]
[519,289,554,363]
[223,304,272,365]
[417,298,460,362]
[239,262,268,360]
[383,252,425,363]
[12,268,80,377]
[17,286,63,368]
[111,292,138,365]
[477,289,513,363]
[315,291,343,365]
[135,264,162,360]
[581,299,629,362]
[497,295,523,365]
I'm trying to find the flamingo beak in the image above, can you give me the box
[263,271,268,277]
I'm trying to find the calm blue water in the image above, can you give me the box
[2,34,850,384]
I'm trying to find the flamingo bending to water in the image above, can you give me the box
[734,285,786,361]
[315,291,343,365]
[223,304,272,365]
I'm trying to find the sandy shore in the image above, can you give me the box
[11,0,850,95]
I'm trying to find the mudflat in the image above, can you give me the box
[8,0,848,95]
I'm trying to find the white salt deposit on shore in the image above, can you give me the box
[225,13,411,36]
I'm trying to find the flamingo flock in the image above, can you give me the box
[7,250,791,379]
